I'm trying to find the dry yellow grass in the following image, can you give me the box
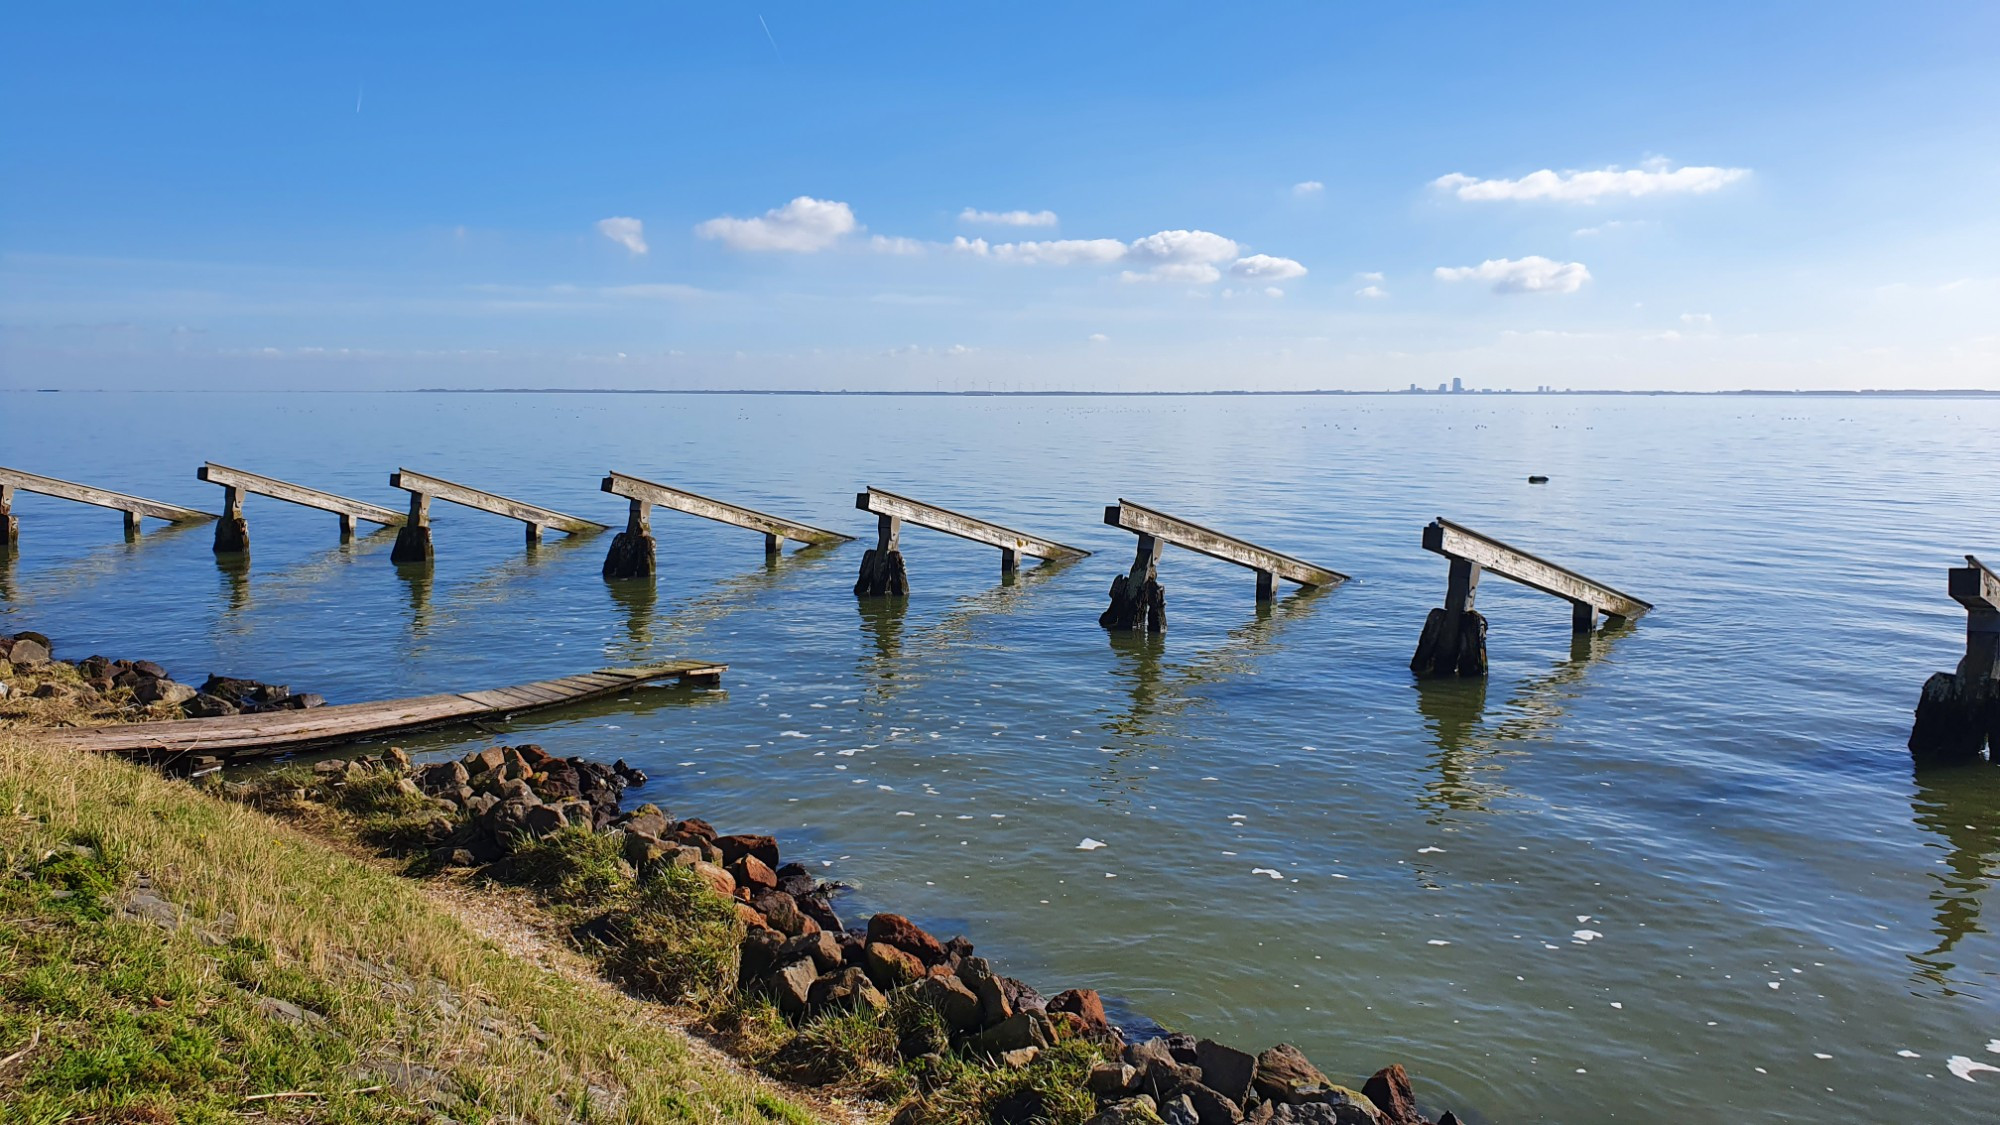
[0,733,824,1124]
[0,660,173,729]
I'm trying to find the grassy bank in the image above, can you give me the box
[0,733,817,1125]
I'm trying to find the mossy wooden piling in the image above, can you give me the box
[1411,518,1651,678]
[1909,555,2000,765]
[0,466,215,545]
[852,487,1089,595]
[387,468,606,564]
[599,470,851,579]
[196,462,405,555]
[1099,499,1344,631]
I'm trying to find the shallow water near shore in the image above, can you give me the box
[7,390,2000,1120]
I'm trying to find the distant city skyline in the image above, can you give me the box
[3,3,1996,392]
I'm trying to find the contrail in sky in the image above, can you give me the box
[356,84,364,113]
[758,14,782,63]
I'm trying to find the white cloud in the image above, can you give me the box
[1126,229,1240,265]
[1231,254,1307,281]
[1264,287,1285,298]
[1433,159,1749,204]
[1359,271,1384,282]
[1680,312,1714,327]
[992,238,1129,265]
[1435,256,1592,294]
[1087,333,1109,343]
[1292,181,1324,197]
[596,217,648,256]
[1121,262,1222,284]
[695,196,857,252]
[960,208,1059,228]
[1356,284,1388,299]
[870,235,926,256]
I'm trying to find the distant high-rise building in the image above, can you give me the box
[1451,377,1464,393]
[1437,382,1448,393]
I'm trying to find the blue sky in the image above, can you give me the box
[3,2,1996,391]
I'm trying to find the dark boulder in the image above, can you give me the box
[714,833,779,868]
[1360,1066,1417,1125]
[1195,1039,1259,1105]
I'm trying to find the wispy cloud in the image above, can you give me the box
[1433,158,1749,203]
[959,207,1059,228]
[1435,256,1591,294]
[696,196,857,252]
[1231,254,1308,282]
[1292,181,1324,197]
[595,217,648,255]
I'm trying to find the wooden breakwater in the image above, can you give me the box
[3,461,1670,683]
[43,661,726,760]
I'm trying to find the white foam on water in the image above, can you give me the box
[1076,838,1106,850]
[1330,873,1348,879]
[1610,1002,1623,1009]
[1813,1053,1832,1060]
[780,730,810,738]
[1898,1050,1921,1058]
[1252,868,1284,879]
[1988,1039,2000,1054]
[1418,846,1445,854]
[896,811,914,816]
[1947,1056,2000,1081]
[1768,982,1781,990]
[877,785,894,791]
[1572,930,1602,943]
[1428,939,1451,946]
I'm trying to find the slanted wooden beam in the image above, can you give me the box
[197,462,405,554]
[388,468,605,564]
[0,466,215,542]
[1421,518,1652,623]
[603,471,852,553]
[858,488,1088,564]
[1102,499,1345,598]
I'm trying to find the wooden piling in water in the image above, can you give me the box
[1411,518,1650,678]
[1909,555,2000,766]
[0,466,215,544]
[852,487,1088,595]
[387,468,606,565]
[1098,499,1344,631]
[197,463,403,557]
[598,471,852,580]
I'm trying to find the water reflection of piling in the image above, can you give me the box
[604,577,658,661]
[1907,767,2000,994]
[395,563,433,638]
[855,595,910,679]
[215,553,252,614]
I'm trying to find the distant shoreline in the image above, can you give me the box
[14,387,2000,398]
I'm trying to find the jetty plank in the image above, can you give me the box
[857,487,1089,562]
[1103,499,1345,588]
[603,471,851,546]
[0,466,215,526]
[1948,554,2000,613]
[390,469,606,536]
[198,463,405,526]
[1421,518,1651,619]
[42,660,727,759]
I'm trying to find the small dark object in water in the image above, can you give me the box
[1527,475,1549,484]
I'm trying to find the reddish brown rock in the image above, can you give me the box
[731,854,778,892]
[866,912,947,964]
[735,902,770,930]
[1253,1043,1331,1104]
[1049,988,1111,1035]
[1361,1065,1418,1125]
[673,818,717,841]
[864,941,926,989]
[692,861,737,900]
[715,833,779,868]
[754,891,820,938]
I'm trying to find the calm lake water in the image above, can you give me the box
[5,390,1999,1121]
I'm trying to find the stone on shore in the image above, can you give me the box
[867,911,946,964]
[1253,1044,1333,1104]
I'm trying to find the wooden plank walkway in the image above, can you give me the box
[41,660,726,759]
[2,466,216,541]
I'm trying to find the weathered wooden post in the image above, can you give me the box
[1100,531,1165,631]
[391,487,434,564]
[213,484,249,554]
[1411,556,1487,677]
[0,482,16,549]
[1411,518,1651,678]
[1098,499,1343,630]
[1909,555,2000,766]
[854,508,908,596]
[602,497,656,579]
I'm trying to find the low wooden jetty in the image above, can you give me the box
[1909,555,2000,765]
[197,462,405,554]
[852,487,1089,595]
[1,466,214,546]
[1098,499,1345,631]
[388,469,607,564]
[1411,518,1651,678]
[42,660,727,760]
[600,471,852,579]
